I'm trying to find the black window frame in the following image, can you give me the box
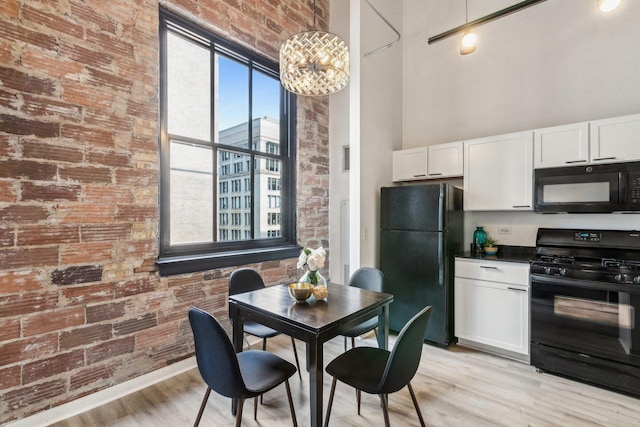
[157,9,299,276]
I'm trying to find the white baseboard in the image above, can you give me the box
[6,357,197,427]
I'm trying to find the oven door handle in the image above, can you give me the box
[530,273,640,294]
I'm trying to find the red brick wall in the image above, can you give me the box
[0,0,330,421]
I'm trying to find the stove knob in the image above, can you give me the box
[544,267,552,275]
[559,268,567,276]
[634,276,640,285]
[615,274,624,283]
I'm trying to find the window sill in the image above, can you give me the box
[156,244,302,276]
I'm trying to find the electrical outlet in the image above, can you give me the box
[498,226,512,234]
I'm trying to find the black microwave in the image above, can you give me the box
[534,161,640,213]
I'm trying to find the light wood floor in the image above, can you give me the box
[52,334,640,427]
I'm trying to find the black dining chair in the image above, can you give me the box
[324,306,433,427]
[229,268,302,379]
[188,307,298,427]
[341,267,384,351]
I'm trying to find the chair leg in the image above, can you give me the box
[284,379,298,427]
[344,336,347,352]
[407,382,426,427]
[260,338,267,404]
[379,394,390,427]
[235,399,244,427]
[243,334,251,351]
[324,377,338,427]
[193,387,212,427]
[351,337,355,349]
[290,337,302,380]
[357,389,361,415]
[254,396,258,420]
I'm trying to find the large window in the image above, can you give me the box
[158,10,298,275]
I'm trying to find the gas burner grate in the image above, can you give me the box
[601,259,640,269]
[539,255,575,264]
[602,258,622,268]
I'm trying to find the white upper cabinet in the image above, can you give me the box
[392,147,428,182]
[392,142,463,182]
[464,131,533,211]
[427,141,463,179]
[590,113,640,164]
[534,122,589,169]
[534,114,640,168]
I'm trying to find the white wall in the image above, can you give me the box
[359,0,403,268]
[403,0,640,246]
[329,0,352,283]
[330,0,402,282]
[404,0,640,145]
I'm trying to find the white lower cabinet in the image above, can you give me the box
[454,258,530,360]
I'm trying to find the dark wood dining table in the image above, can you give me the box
[228,282,393,427]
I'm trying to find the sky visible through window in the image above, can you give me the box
[217,58,281,131]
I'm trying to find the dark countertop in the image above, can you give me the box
[457,245,535,264]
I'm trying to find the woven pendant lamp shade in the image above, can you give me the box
[279,30,350,96]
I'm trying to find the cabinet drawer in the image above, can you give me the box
[455,259,529,285]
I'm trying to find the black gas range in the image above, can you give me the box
[530,228,640,398]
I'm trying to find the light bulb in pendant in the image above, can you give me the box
[460,31,477,55]
[597,0,621,12]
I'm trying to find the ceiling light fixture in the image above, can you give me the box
[460,0,477,55]
[429,0,547,47]
[597,0,621,12]
[279,0,350,96]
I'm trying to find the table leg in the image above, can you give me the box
[307,338,323,427]
[377,303,390,350]
[230,305,244,415]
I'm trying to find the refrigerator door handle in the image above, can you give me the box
[438,185,445,231]
[438,237,444,287]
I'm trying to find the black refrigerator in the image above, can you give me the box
[379,183,463,346]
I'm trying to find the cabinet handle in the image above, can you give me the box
[428,173,442,176]
[565,160,587,164]
[480,266,499,270]
[413,174,426,177]
[507,287,527,292]
[512,205,531,208]
[592,157,616,161]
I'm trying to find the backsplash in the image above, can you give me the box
[465,211,640,247]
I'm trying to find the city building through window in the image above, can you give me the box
[157,9,298,275]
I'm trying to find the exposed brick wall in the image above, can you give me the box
[0,0,330,421]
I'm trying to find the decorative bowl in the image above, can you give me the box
[312,285,329,301]
[288,282,314,303]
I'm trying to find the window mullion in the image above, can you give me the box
[211,47,218,244]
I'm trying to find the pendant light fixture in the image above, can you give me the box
[597,0,621,12]
[279,0,350,96]
[460,0,477,55]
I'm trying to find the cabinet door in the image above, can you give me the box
[463,131,533,211]
[427,141,463,178]
[454,277,529,355]
[534,122,589,169]
[392,147,428,181]
[590,114,640,164]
